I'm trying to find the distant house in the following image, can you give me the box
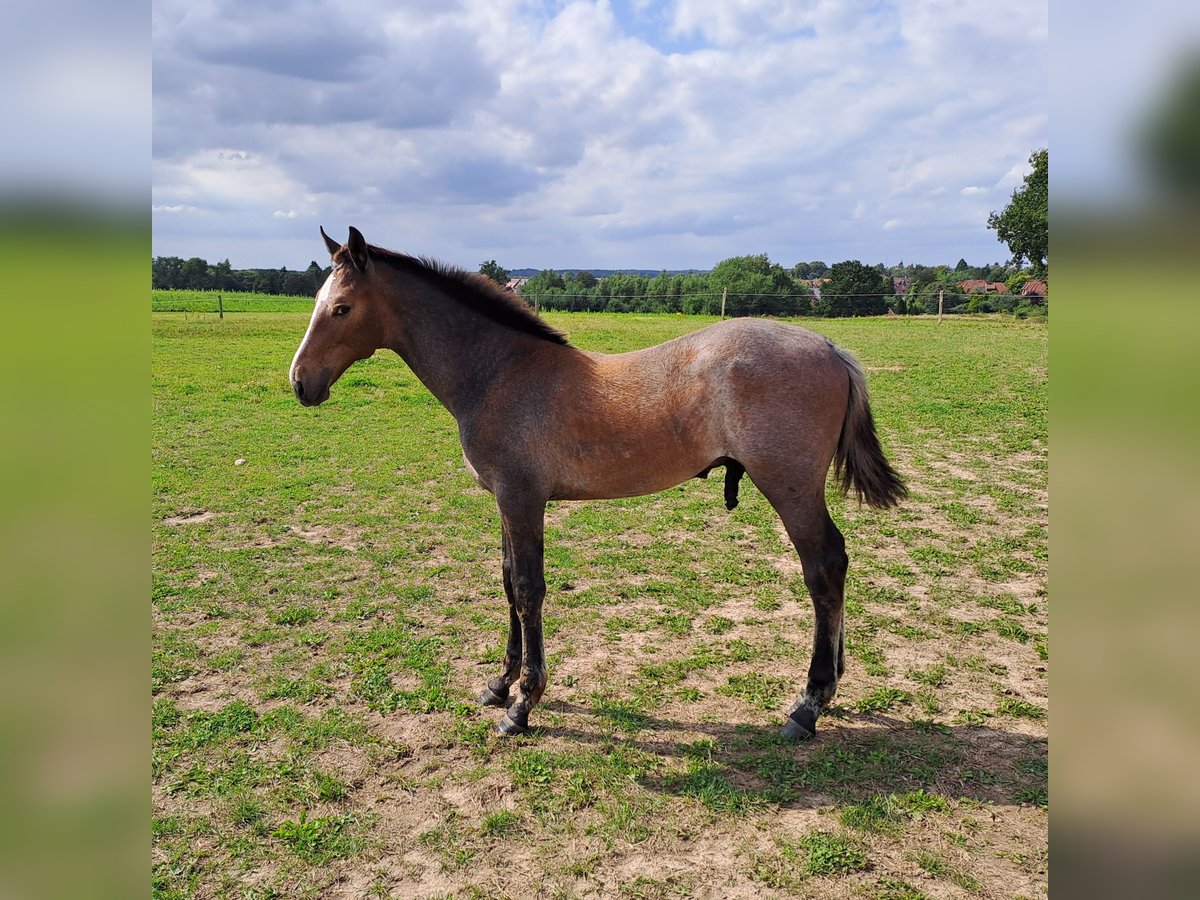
[1020,280,1047,298]
[797,277,831,298]
[892,276,912,295]
[504,277,529,293]
[957,279,1009,294]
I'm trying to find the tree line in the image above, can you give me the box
[487,255,1045,318]
[151,256,332,296]
[152,250,1046,317]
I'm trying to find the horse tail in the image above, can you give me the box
[830,343,907,509]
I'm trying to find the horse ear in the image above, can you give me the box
[346,226,370,272]
[320,226,340,259]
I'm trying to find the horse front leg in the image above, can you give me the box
[480,532,522,708]
[494,497,548,736]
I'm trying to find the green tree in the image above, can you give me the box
[709,254,802,317]
[152,256,184,289]
[479,259,510,286]
[181,256,211,289]
[304,261,327,294]
[988,148,1048,276]
[817,260,890,317]
[646,271,682,312]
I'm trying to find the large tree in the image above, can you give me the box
[479,259,510,286]
[988,149,1048,276]
[817,260,890,317]
[709,253,804,317]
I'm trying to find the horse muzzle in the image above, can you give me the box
[291,370,331,407]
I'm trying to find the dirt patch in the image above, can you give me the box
[164,510,216,525]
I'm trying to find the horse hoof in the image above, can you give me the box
[497,713,530,736]
[479,687,510,708]
[781,709,817,741]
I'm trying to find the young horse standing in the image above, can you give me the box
[290,227,906,740]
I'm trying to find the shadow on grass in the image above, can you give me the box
[532,700,1047,811]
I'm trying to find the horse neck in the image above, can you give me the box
[380,269,556,421]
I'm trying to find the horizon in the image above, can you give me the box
[151,250,1018,276]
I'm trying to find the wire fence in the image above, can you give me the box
[151,288,1047,318]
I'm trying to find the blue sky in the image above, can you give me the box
[152,0,1048,271]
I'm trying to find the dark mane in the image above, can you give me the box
[339,244,570,346]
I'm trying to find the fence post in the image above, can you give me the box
[720,287,727,319]
[217,294,224,319]
[937,290,943,323]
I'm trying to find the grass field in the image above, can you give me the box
[153,289,314,313]
[152,309,1047,899]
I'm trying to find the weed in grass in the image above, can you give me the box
[508,750,555,787]
[753,595,782,612]
[273,811,362,863]
[654,610,692,636]
[870,878,929,900]
[911,851,980,891]
[907,664,947,687]
[798,830,869,876]
[914,690,940,715]
[855,687,911,713]
[840,796,906,836]
[270,604,320,626]
[952,619,988,637]
[592,697,651,734]
[312,771,348,802]
[1017,756,1048,779]
[209,648,245,671]
[992,617,1032,643]
[718,673,791,711]
[174,701,259,749]
[995,695,1046,720]
[840,789,950,835]
[417,814,476,870]
[1013,785,1048,807]
[480,809,521,837]
[662,760,773,814]
[747,841,805,891]
[954,709,993,726]
[848,638,889,676]
[703,615,735,635]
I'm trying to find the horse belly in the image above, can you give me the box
[548,426,717,501]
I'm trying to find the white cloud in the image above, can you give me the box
[152,0,1048,268]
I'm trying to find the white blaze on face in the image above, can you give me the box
[291,273,334,378]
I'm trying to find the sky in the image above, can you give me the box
[151,0,1048,271]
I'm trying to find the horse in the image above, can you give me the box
[290,226,906,739]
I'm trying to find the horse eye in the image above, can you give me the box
[332,304,351,317]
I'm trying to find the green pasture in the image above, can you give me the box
[153,309,1047,899]
[153,288,313,313]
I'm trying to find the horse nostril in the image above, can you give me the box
[292,379,305,400]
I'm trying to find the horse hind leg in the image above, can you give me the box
[771,498,848,741]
